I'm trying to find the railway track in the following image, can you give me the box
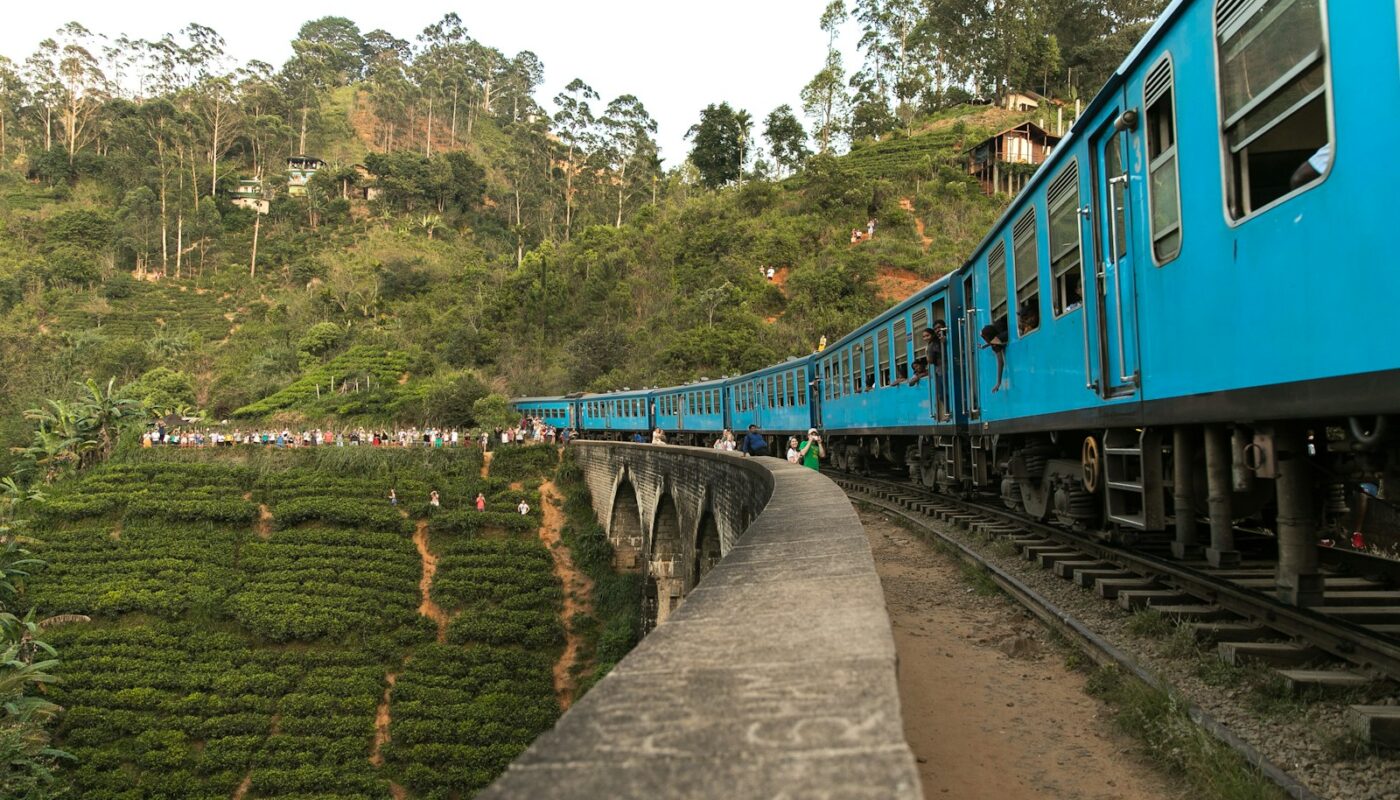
[826,470,1400,761]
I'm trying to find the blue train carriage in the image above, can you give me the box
[652,379,728,446]
[728,356,818,451]
[510,396,576,430]
[578,389,654,440]
[818,273,981,483]
[941,0,1400,571]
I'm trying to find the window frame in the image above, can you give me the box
[1046,160,1083,319]
[987,240,1010,335]
[1212,0,1335,225]
[1144,53,1184,266]
[1011,208,1041,336]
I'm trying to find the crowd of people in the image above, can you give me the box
[141,416,571,449]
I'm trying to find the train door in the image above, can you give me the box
[932,297,950,422]
[1088,109,1142,395]
[960,275,981,420]
[808,364,823,430]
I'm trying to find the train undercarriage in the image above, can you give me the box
[829,417,1399,604]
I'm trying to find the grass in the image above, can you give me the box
[1085,666,1289,800]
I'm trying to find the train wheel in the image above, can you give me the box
[1081,435,1102,494]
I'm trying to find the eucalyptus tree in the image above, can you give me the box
[600,95,658,227]
[363,31,413,151]
[499,51,544,124]
[0,57,25,164]
[802,1,849,153]
[553,78,599,240]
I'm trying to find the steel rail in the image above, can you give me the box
[831,471,1400,681]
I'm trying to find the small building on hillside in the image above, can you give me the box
[229,179,269,214]
[286,155,325,197]
[966,122,1061,196]
[1002,91,1044,112]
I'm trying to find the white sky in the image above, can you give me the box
[4,0,864,164]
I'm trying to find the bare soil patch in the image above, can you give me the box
[537,481,594,710]
[901,197,934,250]
[413,521,449,643]
[481,450,493,479]
[875,267,928,303]
[255,505,273,540]
[859,507,1182,800]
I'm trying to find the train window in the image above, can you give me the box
[785,372,795,407]
[1047,163,1083,317]
[702,392,710,415]
[912,307,927,340]
[713,388,721,413]
[988,242,1011,337]
[1012,210,1040,333]
[823,361,832,400]
[893,321,908,381]
[762,376,772,408]
[798,367,807,406]
[1216,0,1331,219]
[862,336,876,391]
[1145,56,1182,263]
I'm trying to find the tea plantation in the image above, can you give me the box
[25,445,583,798]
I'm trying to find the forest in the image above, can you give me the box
[0,1,1165,795]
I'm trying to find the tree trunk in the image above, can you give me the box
[159,180,168,273]
[299,105,308,154]
[425,98,433,158]
[175,213,183,279]
[616,162,625,228]
[449,84,459,145]
[249,213,260,277]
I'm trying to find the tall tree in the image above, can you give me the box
[283,17,363,153]
[600,95,658,227]
[802,2,850,153]
[686,102,745,189]
[552,78,598,241]
[763,105,809,177]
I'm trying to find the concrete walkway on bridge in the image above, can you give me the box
[480,442,922,799]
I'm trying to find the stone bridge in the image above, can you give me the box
[481,441,922,799]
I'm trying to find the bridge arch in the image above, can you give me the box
[693,506,722,589]
[646,491,685,629]
[608,473,643,571]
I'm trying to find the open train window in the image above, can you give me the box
[1012,210,1040,333]
[823,361,832,400]
[763,376,773,408]
[849,348,861,394]
[987,242,1010,338]
[1144,56,1183,263]
[862,336,876,391]
[797,368,807,405]
[1047,163,1083,317]
[1216,0,1331,220]
[893,320,909,381]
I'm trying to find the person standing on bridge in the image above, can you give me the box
[652,428,668,445]
[799,429,826,470]
[739,424,770,458]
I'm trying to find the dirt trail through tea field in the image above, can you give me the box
[536,480,594,709]
[413,521,448,643]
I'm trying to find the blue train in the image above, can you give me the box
[516,0,1400,600]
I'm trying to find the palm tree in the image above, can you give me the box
[735,109,754,186]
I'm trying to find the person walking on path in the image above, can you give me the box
[475,493,486,512]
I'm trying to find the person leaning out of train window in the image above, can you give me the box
[907,323,947,387]
[1290,142,1331,190]
[981,317,1009,392]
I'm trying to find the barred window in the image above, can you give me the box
[1012,210,1041,333]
